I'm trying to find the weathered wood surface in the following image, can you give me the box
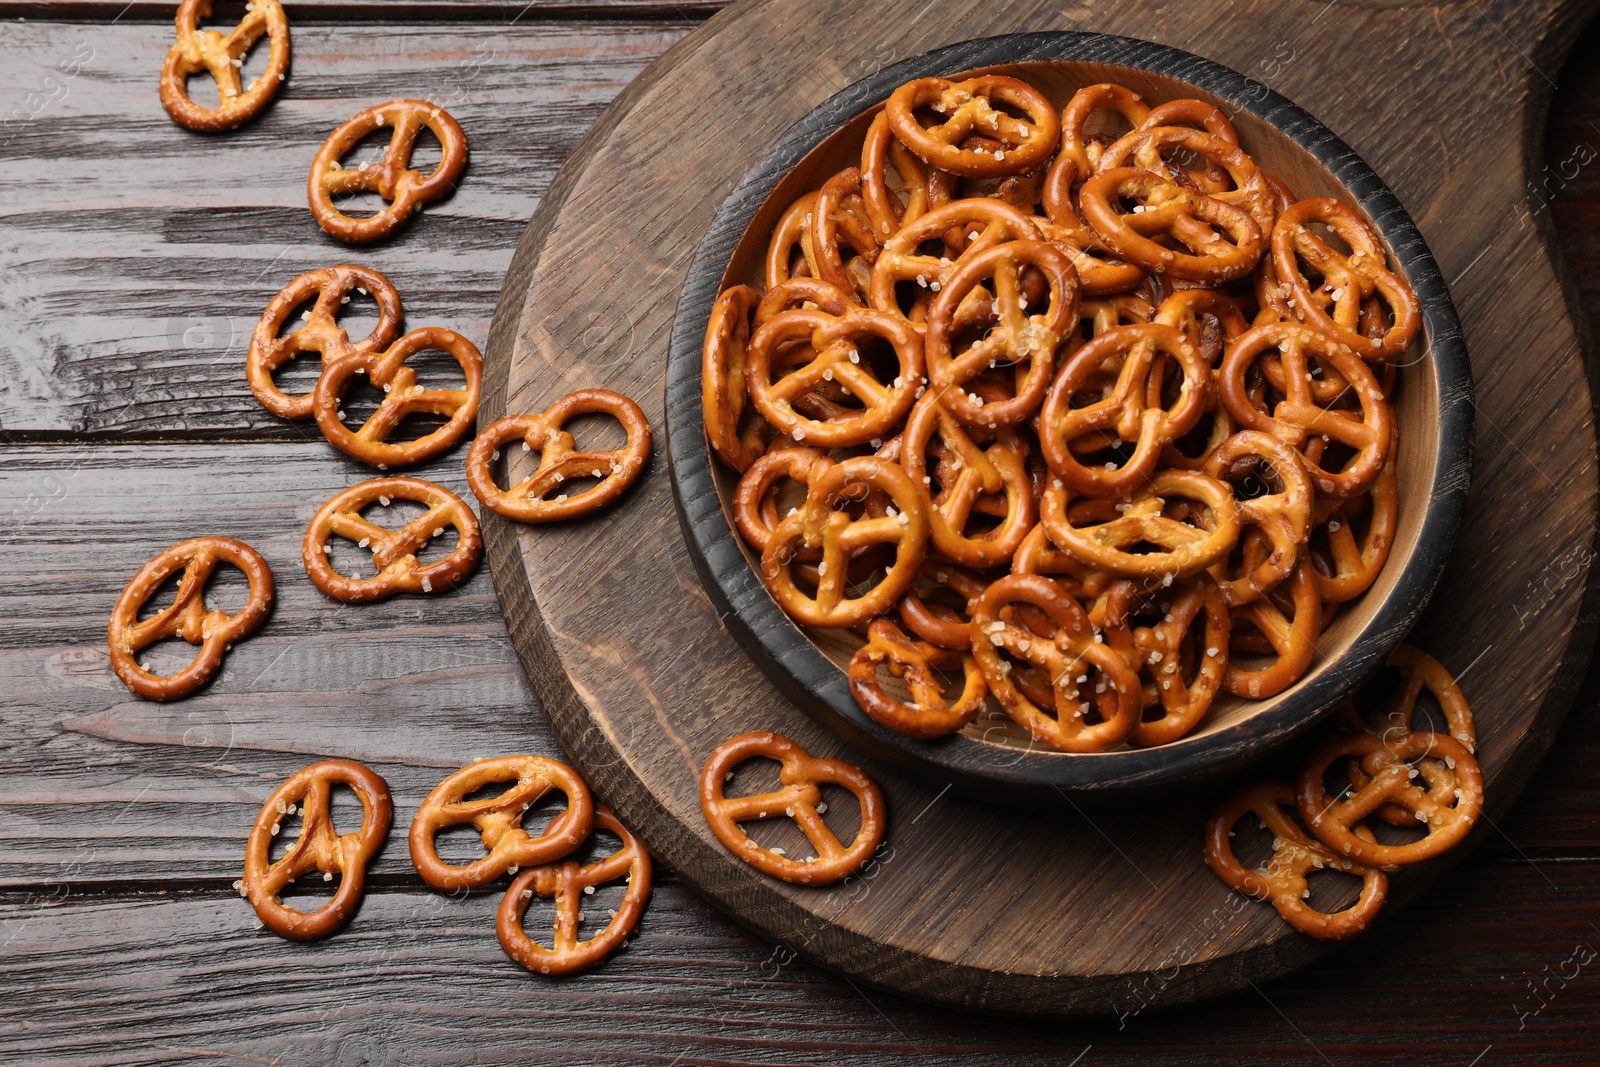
[0,19,690,439]
[482,0,1600,1014]
[0,0,1597,1057]
[3,862,1599,1066]
[1,0,724,19]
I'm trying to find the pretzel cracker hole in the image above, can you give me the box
[130,560,252,673]
[721,756,862,862]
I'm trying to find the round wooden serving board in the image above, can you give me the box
[482,0,1600,1016]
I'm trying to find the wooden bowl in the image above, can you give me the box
[664,31,1473,804]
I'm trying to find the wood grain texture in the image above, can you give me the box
[2,861,1597,1066]
[482,0,1600,1014]
[0,20,689,439]
[0,0,725,18]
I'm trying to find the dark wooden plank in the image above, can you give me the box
[479,0,1600,1014]
[1,860,1596,1065]
[0,20,689,439]
[0,1,727,20]
[0,442,554,883]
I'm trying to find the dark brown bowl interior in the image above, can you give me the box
[665,32,1472,804]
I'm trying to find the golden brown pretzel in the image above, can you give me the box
[159,0,289,132]
[765,191,820,290]
[1097,125,1276,231]
[1100,575,1230,747]
[1205,781,1387,941]
[969,573,1143,752]
[1297,730,1483,870]
[848,618,986,738]
[1311,427,1398,603]
[241,759,392,941]
[410,755,596,892]
[465,389,651,524]
[746,306,925,448]
[702,285,765,471]
[1046,83,1152,200]
[1364,644,1477,753]
[311,326,482,469]
[900,389,1036,567]
[1037,322,1212,497]
[108,536,274,702]
[698,731,887,885]
[860,110,937,240]
[1223,558,1321,698]
[1271,198,1421,361]
[1039,470,1241,580]
[303,477,482,602]
[1203,430,1313,606]
[1218,321,1393,498]
[732,446,835,554]
[247,265,404,420]
[496,806,652,976]
[811,167,881,301]
[885,76,1060,178]
[761,457,929,628]
[923,239,1081,429]
[868,198,1043,332]
[897,561,992,649]
[1079,167,1264,284]
[308,99,468,244]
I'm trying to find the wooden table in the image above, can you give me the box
[3,2,1598,1062]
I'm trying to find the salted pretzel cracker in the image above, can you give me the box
[308,99,468,244]
[1297,730,1483,870]
[1219,321,1393,498]
[1100,575,1230,747]
[303,476,481,602]
[1203,430,1313,606]
[885,76,1060,178]
[848,618,986,738]
[313,326,482,469]
[1037,322,1212,496]
[1272,198,1421,361]
[247,264,404,420]
[410,755,595,891]
[1205,781,1387,941]
[241,759,392,941]
[733,446,835,554]
[702,285,766,471]
[108,536,274,701]
[900,389,1035,567]
[760,456,929,628]
[1039,470,1241,580]
[497,806,651,976]
[970,574,1143,753]
[746,306,924,448]
[1079,167,1264,284]
[699,732,887,885]
[465,389,651,524]
[159,0,289,132]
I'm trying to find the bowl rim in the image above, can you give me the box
[664,30,1474,804]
